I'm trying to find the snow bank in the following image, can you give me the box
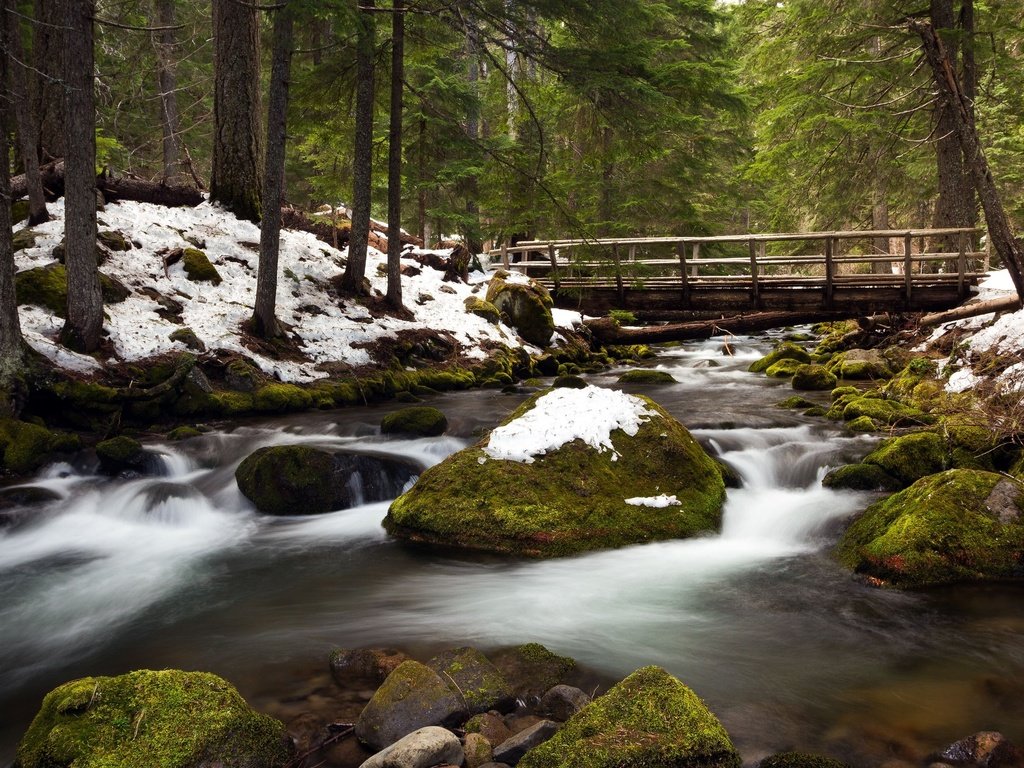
[625,494,681,508]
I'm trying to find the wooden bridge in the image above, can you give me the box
[489,228,987,316]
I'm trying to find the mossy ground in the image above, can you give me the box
[0,418,80,475]
[518,665,739,768]
[384,392,726,557]
[15,264,129,317]
[14,669,288,768]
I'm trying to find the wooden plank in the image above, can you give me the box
[679,242,690,306]
[612,244,624,303]
[904,233,913,301]
[958,231,967,297]
[548,243,559,290]
[824,237,834,308]
[501,242,509,270]
[749,238,760,307]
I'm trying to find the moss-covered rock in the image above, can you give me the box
[383,387,726,557]
[13,669,289,768]
[553,374,587,389]
[491,643,577,700]
[169,327,206,352]
[776,396,816,410]
[764,358,805,378]
[803,405,827,418]
[828,349,892,380]
[830,386,860,401]
[842,396,932,427]
[863,431,948,486]
[12,227,39,252]
[749,342,811,374]
[182,248,222,285]
[16,263,130,316]
[167,426,203,441]
[834,470,1024,587]
[12,200,30,225]
[792,364,838,391]
[617,369,677,385]
[464,296,501,325]
[253,383,313,413]
[485,273,554,347]
[427,647,515,715]
[822,463,902,492]
[0,418,80,476]
[759,753,851,768]
[95,436,148,475]
[381,406,448,437]
[518,666,739,768]
[97,230,132,252]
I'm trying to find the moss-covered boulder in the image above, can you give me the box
[764,358,804,378]
[354,660,468,751]
[12,200,30,225]
[427,647,515,715]
[553,374,587,389]
[842,396,932,427]
[0,418,80,476]
[16,263,130,316]
[485,272,554,347]
[759,753,851,768]
[835,470,1024,588]
[792,364,838,391]
[828,349,892,380]
[182,248,222,285]
[749,342,811,374]
[863,431,948,487]
[381,406,448,437]
[518,666,740,768]
[169,327,206,352]
[253,383,313,413]
[617,369,677,385]
[844,416,877,434]
[777,396,816,410]
[13,227,39,252]
[13,669,289,768]
[95,436,155,475]
[98,230,132,252]
[491,643,577,700]
[235,445,417,515]
[167,426,203,441]
[384,386,726,557]
[464,296,501,324]
[822,463,902,492]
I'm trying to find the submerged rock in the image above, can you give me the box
[330,647,410,689]
[834,469,1024,588]
[13,669,289,768]
[518,665,739,768]
[383,386,726,557]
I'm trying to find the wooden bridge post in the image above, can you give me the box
[612,244,625,304]
[548,243,560,290]
[904,233,913,301]
[958,230,967,297]
[824,236,834,308]
[501,242,509,270]
[678,241,690,306]
[748,238,760,307]
[691,243,700,277]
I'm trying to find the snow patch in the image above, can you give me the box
[625,494,681,508]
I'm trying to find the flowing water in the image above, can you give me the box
[2,337,1023,766]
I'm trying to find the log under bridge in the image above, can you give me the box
[489,228,987,317]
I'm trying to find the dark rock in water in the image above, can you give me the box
[139,482,204,517]
[359,726,464,768]
[758,753,851,768]
[822,463,901,492]
[492,721,559,766]
[539,685,590,721]
[427,647,516,715]
[552,375,586,389]
[0,485,61,511]
[96,436,164,476]
[491,644,576,701]
[381,406,448,437]
[236,445,418,515]
[329,647,410,688]
[933,731,1022,767]
[355,661,469,751]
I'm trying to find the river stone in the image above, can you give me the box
[748,342,811,373]
[518,666,740,768]
[464,732,494,768]
[358,726,463,768]
[933,731,1022,767]
[235,445,417,515]
[13,669,289,768]
[491,644,576,700]
[862,431,948,487]
[485,272,554,347]
[492,721,559,766]
[384,387,726,557]
[791,364,837,391]
[331,648,411,688]
[427,647,515,715]
[829,348,891,380]
[355,661,469,751]
[95,436,160,476]
[834,470,1024,588]
[381,406,448,437]
[465,712,512,747]
[539,685,591,721]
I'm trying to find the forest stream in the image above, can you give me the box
[1,336,1023,766]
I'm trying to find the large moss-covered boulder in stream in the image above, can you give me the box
[485,271,555,347]
[235,445,417,514]
[383,385,726,557]
[834,469,1024,588]
[381,406,448,437]
[749,342,811,373]
[519,665,740,768]
[13,669,289,768]
[827,349,892,380]
[0,418,80,476]
[862,431,948,487]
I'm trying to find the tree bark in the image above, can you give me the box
[34,0,64,161]
[871,170,891,275]
[463,17,482,255]
[152,0,185,185]
[386,0,405,309]
[959,0,978,229]
[211,0,263,222]
[911,18,1024,301]
[341,0,376,294]
[5,0,48,224]
[253,2,295,339]
[60,0,104,353]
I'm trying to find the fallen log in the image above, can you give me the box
[99,172,204,207]
[585,311,852,345]
[10,160,64,200]
[919,296,1021,327]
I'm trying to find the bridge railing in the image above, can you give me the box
[487,228,986,303]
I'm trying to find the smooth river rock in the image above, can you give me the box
[358,726,463,768]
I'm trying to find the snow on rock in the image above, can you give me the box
[482,385,655,463]
[945,368,981,394]
[624,494,681,508]
[13,199,526,382]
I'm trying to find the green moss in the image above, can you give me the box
[750,342,811,374]
[235,445,337,514]
[759,753,851,768]
[518,666,739,768]
[764,358,804,378]
[812,320,859,354]
[491,643,576,699]
[98,230,131,251]
[464,296,501,324]
[844,415,877,433]
[827,349,892,380]
[830,386,860,401]
[821,463,901,491]
[842,396,933,427]
[253,383,313,413]
[0,418,80,475]
[485,275,554,347]
[96,436,143,464]
[776,396,816,410]
[553,375,587,389]
[834,470,1024,587]
[167,426,203,441]
[427,647,513,715]
[12,200,30,225]
[803,406,827,417]
[863,431,948,486]
[605,345,656,361]
[617,369,677,385]
[182,248,222,285]
[13,669,288,768]
[792,364,838,391]
[384,392,726,557]
[13,227,39,252]
[381,406,448,437]
[168,328,205,352]
[16,264,130,316]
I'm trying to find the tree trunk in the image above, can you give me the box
[505,0,518,139]
[211,0,263,222]
[463,17,482,255]
[253,2,295,339]
[341,0,376,294]
[5,0,48,224]
[386,0,405,309]
[911,18,1024,301]
[60,0,104,353]
[871,170,891,275]
[960,0,978,230]
[152,0,185,185]
[34,0,64,161]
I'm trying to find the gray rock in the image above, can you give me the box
[428,647,516,715]
[539,685,591,721]
[464,732,493,768]
[935,731,1021,767]
[492,721,559,766]
[355,661,469,751]
[331,648,410,688]
[465,712,511,748]
[358,726,463,768]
